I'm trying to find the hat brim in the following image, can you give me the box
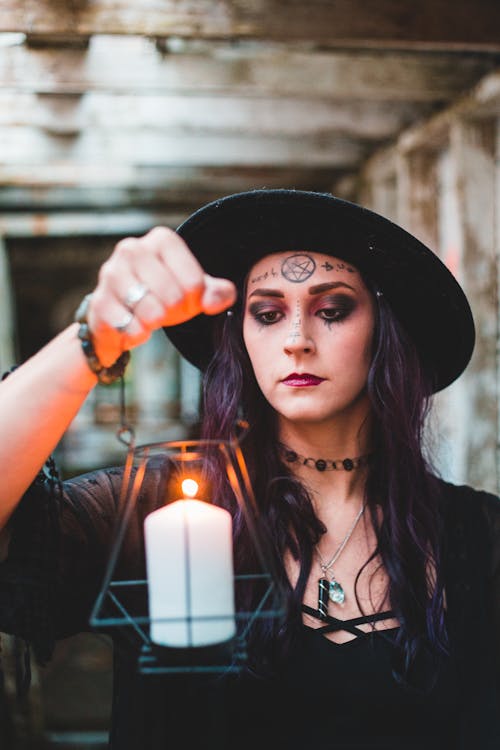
[166,189,474,392]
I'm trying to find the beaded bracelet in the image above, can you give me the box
[74,294,130,385]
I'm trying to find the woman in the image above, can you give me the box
[0,190,498,749]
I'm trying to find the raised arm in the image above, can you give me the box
[0,227,236,529]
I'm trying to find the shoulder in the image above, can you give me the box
[434,475,500,514]
[62,457,170,520]
[434,476,500,556]
[62,466,124,510]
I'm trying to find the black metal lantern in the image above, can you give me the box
[90,424,286,675]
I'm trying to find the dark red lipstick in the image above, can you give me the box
[282,373,325,387]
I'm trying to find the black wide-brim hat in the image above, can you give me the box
[166,189,475,392]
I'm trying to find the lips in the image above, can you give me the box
[281,373,325,387]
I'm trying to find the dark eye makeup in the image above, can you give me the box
[314,295,357,326]
[247,294,357,327]
[247,302,284,326]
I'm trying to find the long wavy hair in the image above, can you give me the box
[201,282,448,688]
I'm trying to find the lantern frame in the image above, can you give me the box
[90,429,286,675]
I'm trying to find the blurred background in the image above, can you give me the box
[0,1,499,746]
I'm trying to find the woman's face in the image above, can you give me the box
[242,251,375,429]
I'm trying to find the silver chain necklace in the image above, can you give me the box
[316,502,366,618]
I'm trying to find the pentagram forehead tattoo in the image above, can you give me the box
[281,254,316,282]
[280,254,356,282]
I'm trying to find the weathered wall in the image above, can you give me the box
[358,73,500,494]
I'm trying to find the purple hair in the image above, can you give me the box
[201,288,448,687]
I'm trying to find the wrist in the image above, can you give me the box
[74,294,130,385]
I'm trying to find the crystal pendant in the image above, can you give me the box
[329,580,345,604]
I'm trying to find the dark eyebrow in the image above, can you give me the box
[248,281,355,299]
[308,282,356,295]
[248,288,285,299]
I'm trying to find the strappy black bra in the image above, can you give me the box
[301,604,398,639]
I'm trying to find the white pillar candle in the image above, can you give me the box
[144,480,235,648]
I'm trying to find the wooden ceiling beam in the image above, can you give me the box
[0,165,341,193]
[1,1,500,50]
[0,92,429,140]
[0,126,367,168]
[24,33,90,49]
[0,210,186,237]
[0,38,496,100]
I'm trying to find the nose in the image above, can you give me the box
[283,314,316,356]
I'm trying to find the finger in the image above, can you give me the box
[88,290,151,365]
[99,233,189,327]
[107,269,185,330]
[144,226,205,296]
[122,228,207,322]
[147,226,204,276]
[201,275,238,315]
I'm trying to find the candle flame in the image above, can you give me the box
[181,478,199,498]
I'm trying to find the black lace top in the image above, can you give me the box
[0,467,499,749]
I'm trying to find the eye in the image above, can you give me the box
[314,295,356,325]
[316,306,349,323]
[316,307,346,322]
[253,309,284,325]
[247,301,285,326]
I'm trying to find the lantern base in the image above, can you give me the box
[139,636,246,675]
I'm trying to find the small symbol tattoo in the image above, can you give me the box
[286,300,302,343]
[321,260,355,273]
[250,267,278,284]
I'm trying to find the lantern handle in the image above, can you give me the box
[116,374,135,447]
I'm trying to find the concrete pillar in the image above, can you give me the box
[430,145,470,486]
[0,235,15,372]
[363,132,499,492]
[395,145,469,484]
[448,117,498,494]
[396,147,439,250]
[497,117,500,498]
[358,148,398,223]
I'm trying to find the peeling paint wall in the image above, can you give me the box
[359,89,500,495]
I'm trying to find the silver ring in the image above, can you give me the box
[113,311,134,333]
[124,282,149,309]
